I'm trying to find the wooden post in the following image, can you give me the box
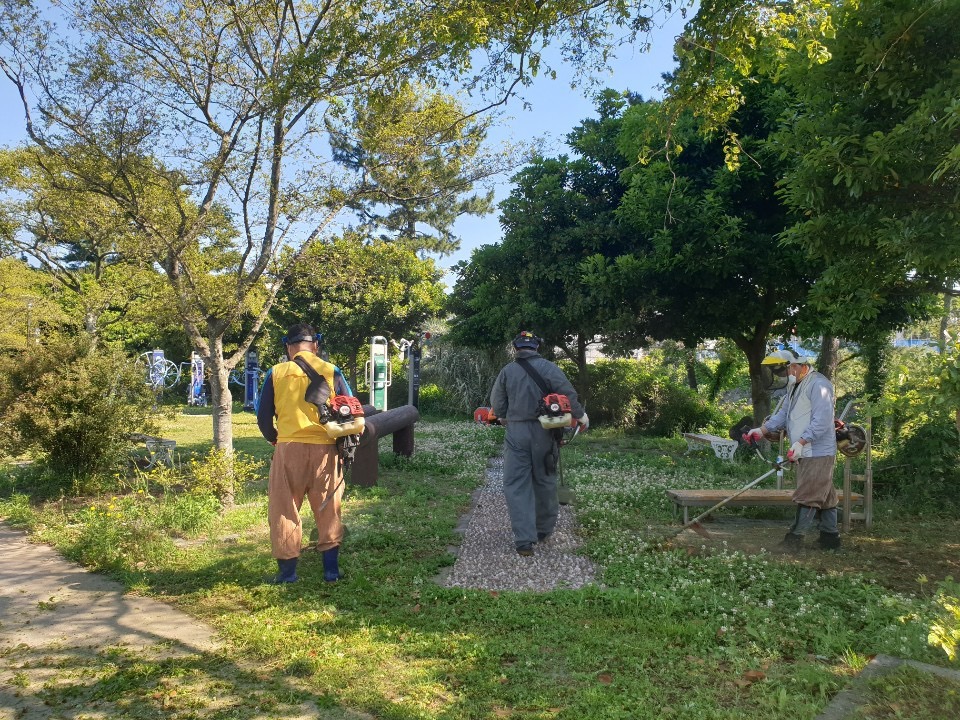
[841,416,873,532]
[843,455,852,533]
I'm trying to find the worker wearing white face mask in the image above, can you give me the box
[744,349,840,551]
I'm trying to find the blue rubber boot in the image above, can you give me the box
[322,546,340,582]
[268,557,298,584]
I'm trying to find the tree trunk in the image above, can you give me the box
[818,335,840,380]
[348,349,360,400]
[862,333,890,403]
[83,309,98,344]
[576,336,589,409]
[207,336,235,507]
[941,293,953,354]
[685,348,698,391]
[737,335,772,425]
[862,332,891,445]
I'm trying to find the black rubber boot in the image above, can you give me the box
[816,531,841,550]
[268,557,299,584]
[516,543,534,557]
[778,532,804,551]
[322,546,340,582]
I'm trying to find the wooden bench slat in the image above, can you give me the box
[666,488,865,524]
[666,489,863,506]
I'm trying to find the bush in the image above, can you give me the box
[929,577,960,662]
[877,413,960,510]
[186,448,264,504]
[869,347,960,510]
[0,338,160,485]
[578,358,726,434]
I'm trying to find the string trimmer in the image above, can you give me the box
[474,407,583,505]
[661,442,789,543]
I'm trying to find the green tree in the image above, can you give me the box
[0,147,169,345]
[0,0,657,465]
[449,92,634,396]
[0,257,65,351]
[328,82,501,257]
[584,86,817,423]
[773,0,959,338]
[655,0,838,167]
[272,235,445,391]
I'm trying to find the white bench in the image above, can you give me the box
[130,434,177,469]
[682,432,738,462]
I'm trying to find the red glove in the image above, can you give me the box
[743,427,764,443]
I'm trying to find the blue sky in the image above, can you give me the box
[0,8,688,282]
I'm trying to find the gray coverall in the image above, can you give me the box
[490,349,585,548]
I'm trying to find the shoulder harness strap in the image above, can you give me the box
[292,356,331,408]
[515,357,551,395]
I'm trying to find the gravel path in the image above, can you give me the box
[437,457,598,592]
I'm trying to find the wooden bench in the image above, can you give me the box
[666,488,865,524]
[130,433,177,470]
[682,432,739,461]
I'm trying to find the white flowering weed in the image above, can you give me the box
[560,440,944,661]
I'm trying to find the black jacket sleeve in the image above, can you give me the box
[256,370,278,443]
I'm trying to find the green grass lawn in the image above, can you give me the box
[2,406,959,719]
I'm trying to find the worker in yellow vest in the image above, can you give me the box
[256,323,344,583]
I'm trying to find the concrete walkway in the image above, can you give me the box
[0,524,221,719]
[0,526,219,654]
[814,654,960,720]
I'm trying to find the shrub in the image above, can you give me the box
[0,338,159,485]
[877,413,960,510]
[187,448,265,504]
[929,577,960,662]
[871,347,960,510]
[579,358,725,434]
[65,497,176,572]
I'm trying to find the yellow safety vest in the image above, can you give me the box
[271,352,337,445]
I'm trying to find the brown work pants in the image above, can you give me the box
[792,455,838,509]
[268,442,343,559]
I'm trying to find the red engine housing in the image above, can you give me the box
[542,393,572,416]
[331,395,364,420]
[320,395,365,437]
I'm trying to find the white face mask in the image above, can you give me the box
[787,374,797,387]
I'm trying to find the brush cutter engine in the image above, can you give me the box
[474,407,500,425]
[835,419,867,457]
[319,395,366,438]
[538,393,574,429]
[733,417,867,457]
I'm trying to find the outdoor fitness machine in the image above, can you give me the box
[187,351,207,406]
[396,332,431,409]
[243,350,260,411]
[137,348,181,391]
[364,335,391,411]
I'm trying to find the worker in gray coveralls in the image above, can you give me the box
[490,331,589,556]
